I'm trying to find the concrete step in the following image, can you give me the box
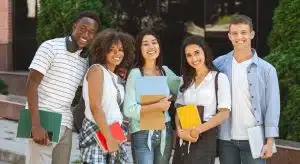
[0,71,28,96]
[0,94,25,120]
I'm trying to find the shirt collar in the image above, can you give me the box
[229,48,259,66]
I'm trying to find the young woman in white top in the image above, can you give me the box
[78,29,135,163]
[172,36,231,164]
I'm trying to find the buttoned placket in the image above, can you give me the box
[247,64,260,125]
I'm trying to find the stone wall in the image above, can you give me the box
[0,0,12,71]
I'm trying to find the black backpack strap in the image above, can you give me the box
[215,71,220,110]
[139,67,144,76]
[138,66,166,76]
[160,66,166,76]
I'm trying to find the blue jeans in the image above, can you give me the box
[131,122,173,164]
[218,139,266,164]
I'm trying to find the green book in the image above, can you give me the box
[17,109,62,143]
[167,76,181,96]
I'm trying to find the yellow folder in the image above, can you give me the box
[177,104,202,129]
[140,95,166,130]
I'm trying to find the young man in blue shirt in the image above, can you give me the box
[213,15,280,164]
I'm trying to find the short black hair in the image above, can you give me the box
[73,11,101,28]
[229,14,253,31]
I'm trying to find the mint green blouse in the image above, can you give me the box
[123,66,178,154]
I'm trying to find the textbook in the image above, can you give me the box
[17,109,62,143]
[167,76,181,96]
[140,95,166,130]
[94,122,126,152]
[247,126,277,159]
[176,104,202,129]
[136,76,169,130]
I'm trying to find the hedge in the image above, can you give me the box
[0,79,8,95]
[266,0,300,141]
[37,0,114,43]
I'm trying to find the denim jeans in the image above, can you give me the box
[131,122,173,164]
[218,139,266,164]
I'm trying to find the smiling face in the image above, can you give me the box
[105,41,124,67]
[228,23,254,50]
[72,17,98,48]
[185,44,206,70]
[140,35,160,62]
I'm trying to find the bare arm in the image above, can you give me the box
[27,69,49,145]
[140,97,171,114]
[196,108,229,134]
[87,66,119,152]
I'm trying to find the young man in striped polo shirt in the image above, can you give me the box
[26,11,100,164]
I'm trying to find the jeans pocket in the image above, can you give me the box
[132,130,149,149]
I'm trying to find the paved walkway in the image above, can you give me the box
[0,119,219,164]
[0,119,80,163]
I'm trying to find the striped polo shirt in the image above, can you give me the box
[27,37,89,129]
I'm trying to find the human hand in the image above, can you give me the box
[156,97,171,112]
[31,125,50,145]
[178,129,198,143]
[106,137,120,153]
[261,141,274,159]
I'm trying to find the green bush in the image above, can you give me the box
[0,79,8,95]
[266,0,300,141]
[37,0,114,43]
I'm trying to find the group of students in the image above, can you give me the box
[25,11,280,164]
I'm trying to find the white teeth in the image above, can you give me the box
[148,51,155,54]
[80,38,87,42]
[193,61,200,65]
[114,57,120,61]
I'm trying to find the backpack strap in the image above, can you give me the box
[138,66,166,77]
[215,72,220,110]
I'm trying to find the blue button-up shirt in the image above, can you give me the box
[213,49,280,140]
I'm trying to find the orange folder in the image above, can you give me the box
[140,95,166,130]
[176,104,202,129]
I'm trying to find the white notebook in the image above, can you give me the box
[247,126,277,159]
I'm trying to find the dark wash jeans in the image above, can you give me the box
[218,139,266,164]
[131,122,173,164]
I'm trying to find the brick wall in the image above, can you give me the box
[0,0,12,71]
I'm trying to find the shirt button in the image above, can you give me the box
[251,96,254,98]
[254,108,256,110]
[248,71,251,73]
[249,83,252,86]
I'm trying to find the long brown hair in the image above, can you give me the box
[135,30,163,74]
[180,35,216,93]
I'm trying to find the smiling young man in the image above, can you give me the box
[213,15,280,164]
[25,11,100,164]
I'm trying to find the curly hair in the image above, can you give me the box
[135,29,163,72]
[90,29,135,78]
[180,35,216,93]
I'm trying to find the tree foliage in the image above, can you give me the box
[266,0,300,141]
[37,0,114,43]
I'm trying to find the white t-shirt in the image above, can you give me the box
[83,64,124,125]
[27,37,89,129]
[231,57,257,140]
[175,71,231,121]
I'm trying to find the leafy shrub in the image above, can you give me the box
[266,0,300,141]
[37,0,114,43]
[0,79,8,95]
